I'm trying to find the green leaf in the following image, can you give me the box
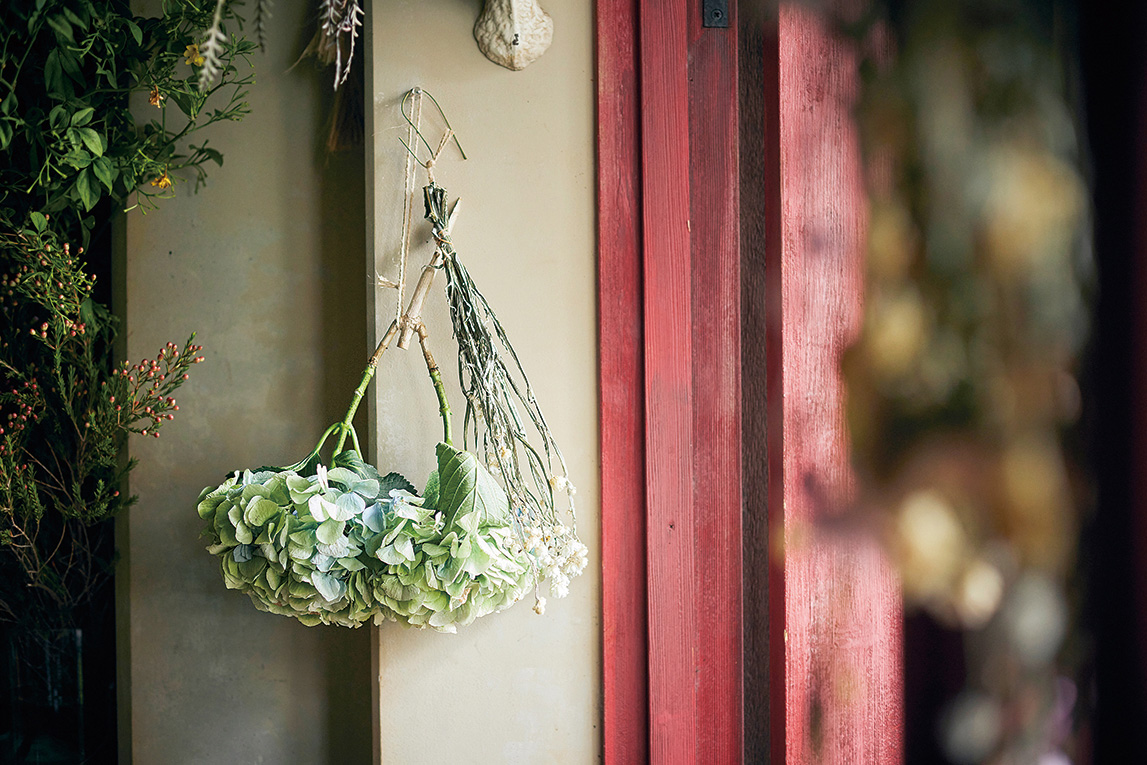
[434,443,511,529]
[0,121,13,151]
[125,19,142,46]
[168,91,194,119]
[62,147,91,169]
[91,156,115,190]
[380,472,416,496]
[45,14,74,44]
[57,50,84,87]
[28,212,47,233]
[422,470,439,510]
[74,169,97,211]
[61,7,87,30]
[48,104,68,130]
[70,107,94,127]
[44,52,64,97]
[76,127,103,156]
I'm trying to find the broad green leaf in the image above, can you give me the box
[91,156,115,191]
[125,19,143,46]
[422,470,439,510]
[62,148,91,169]
[380,471,416,496]
[46,14,74,43]
[57,50,83,87]
[74,169,97,211]
[70,107,94,127]
[28,212,47,234]
[434,443,511,529]
[44,51,64,95]
[76,127,103,156]
[61,7,86,29]
[0,122,11,151]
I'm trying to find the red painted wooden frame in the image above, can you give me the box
[597,0,649,761]
[598,0,743,760]
[598,3,902,762]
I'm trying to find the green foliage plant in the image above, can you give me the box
[0,0,253,626]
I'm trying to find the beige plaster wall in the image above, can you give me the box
[123,3,371,763]
[366,1,600,762]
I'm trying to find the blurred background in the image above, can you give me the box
[813,0,1147,761]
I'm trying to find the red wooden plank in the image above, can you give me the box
[638,0,698,760]
[596,0,650,762]
[686,4,743,761]
[761,18,788,765]
[775,8,903,763]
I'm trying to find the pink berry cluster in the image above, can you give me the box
[1,237,94,346]
[0,379,44,458]
[110,337,204,437]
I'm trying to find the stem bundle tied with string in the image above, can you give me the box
[195,88,585,630]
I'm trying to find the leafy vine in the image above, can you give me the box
[0,0,253,626]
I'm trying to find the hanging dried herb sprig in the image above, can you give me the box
[424,184,586,605]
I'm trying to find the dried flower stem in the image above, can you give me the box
[331,199,460,454]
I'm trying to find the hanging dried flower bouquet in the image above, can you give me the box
[197,92,586,631]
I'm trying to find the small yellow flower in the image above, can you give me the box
[148,85,164,108]
[184,44,205,67]
[150,171,172,190]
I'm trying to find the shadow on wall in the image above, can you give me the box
[293,28,373,764]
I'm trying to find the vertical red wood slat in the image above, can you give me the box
[639,0,698,760]
[775,8,904,763]
[687,4,744,762]
[761,18,788,765]
[596,0,650,760]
